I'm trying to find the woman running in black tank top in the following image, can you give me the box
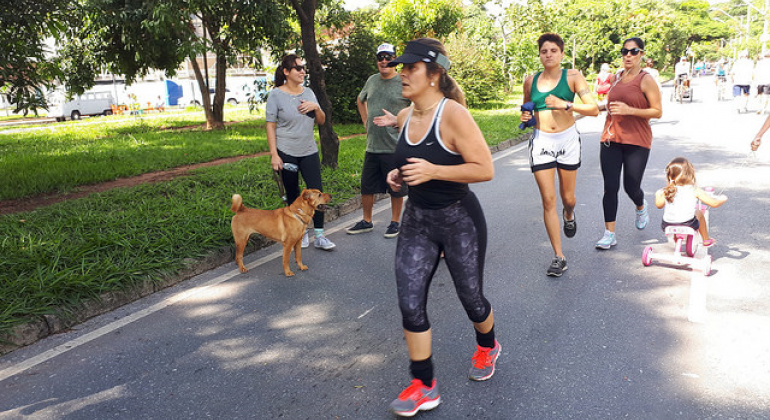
[378,38,498,417]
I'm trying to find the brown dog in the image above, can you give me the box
[231,189,331,276]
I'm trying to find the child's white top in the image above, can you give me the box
[663,185,698,223]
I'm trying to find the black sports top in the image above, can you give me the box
[394,98,469,209]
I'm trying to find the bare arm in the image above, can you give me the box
[266,121,283,171]
[695,188,728,208]
[398,101,493,186]
[654,188,666,209]
[752,113,770,150]
[607,74,662,119]
[520,75,534,123]
[356,97,367,128]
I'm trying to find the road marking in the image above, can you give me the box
[357,305,377,319]
[0,140,528,383]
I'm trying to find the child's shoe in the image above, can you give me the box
[702,238,717,247]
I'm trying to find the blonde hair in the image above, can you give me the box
[663,157,697,203]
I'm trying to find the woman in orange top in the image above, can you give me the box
[595,37,662,250]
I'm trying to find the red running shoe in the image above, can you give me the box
[389,378,441,417]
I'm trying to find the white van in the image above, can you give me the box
[49,91,116,121]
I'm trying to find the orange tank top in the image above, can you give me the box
[600,71,652,149]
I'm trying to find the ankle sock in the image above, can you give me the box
[409,356,434,387]
[314,228,324,238]
[475,326,496,349]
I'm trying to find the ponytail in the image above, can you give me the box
[438,72,466,108]
[274,54,300,87]
[663,157,697,203]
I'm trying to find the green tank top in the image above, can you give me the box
[531,69,575,111]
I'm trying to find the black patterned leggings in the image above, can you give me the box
[395,192,492,333]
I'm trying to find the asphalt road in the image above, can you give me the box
[1,75,769,419]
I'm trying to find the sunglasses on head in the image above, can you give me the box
[291,65,306,72]
[621,47,644,56]
[377,54,394,62]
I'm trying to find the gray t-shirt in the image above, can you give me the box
[358,74,411,154]
[265,87,319,157]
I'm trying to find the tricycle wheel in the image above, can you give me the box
[686,235,697,257]
[642,246,653,266]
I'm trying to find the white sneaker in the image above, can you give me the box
[314,235,336,251]
[301,230,309,248]
[595,230,617,250]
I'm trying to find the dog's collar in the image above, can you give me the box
[292,208,308,223]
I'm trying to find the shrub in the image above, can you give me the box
[445,32,504,107]
[321,12,380,124]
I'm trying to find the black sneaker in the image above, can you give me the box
[346,220,373,235]
[563,210,576,238]
[546,256,567,277]
[384,221,400,238]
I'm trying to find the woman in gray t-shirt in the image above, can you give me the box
[265,54,335,250]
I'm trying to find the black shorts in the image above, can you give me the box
[733,85,751,96]
[758,85,770,95]
[361,152,407,197]
[661,216,699,232]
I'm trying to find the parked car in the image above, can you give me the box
[180,88,241,107]
[48,91,115,121]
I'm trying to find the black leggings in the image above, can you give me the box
[599,142,650,223]
[394,192,492,333]
[278,150,324,228]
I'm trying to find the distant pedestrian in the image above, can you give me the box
[754,51,770,114]
[346,43,411,238]
[520,32,599,276]
[596,63,613,102]
[643,58,660,88]
[732,50,754,113]
[383,38,498,417]
[654,157,728,247]
[595,37,662,250]
[265,54,335,251]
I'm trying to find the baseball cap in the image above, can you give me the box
[387,40,451,70]
[377,43,395,55]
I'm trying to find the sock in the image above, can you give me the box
[314,228,324,238]
[475,326,496,349]
[409,356,434,387]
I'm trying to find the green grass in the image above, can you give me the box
[0,103,524,336]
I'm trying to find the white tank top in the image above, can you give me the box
[663,185,698,223]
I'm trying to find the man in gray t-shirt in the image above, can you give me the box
[346,43,411,238]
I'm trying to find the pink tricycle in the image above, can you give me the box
[642,188,715,276]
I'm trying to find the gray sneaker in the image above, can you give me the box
[389,379,441,417]
[384,221,400,238]
[469,340,501,381]
[314,235,336,251]
[301,230,309,248]
[546,256,567,277]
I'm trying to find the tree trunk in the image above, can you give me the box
[189,56,220,130]
[293,0,339,168]
[211,52,227,129]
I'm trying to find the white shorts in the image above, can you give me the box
[528,125,581,172]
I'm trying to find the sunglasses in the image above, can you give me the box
[620,48,644,56]
[291,65,306,72]
[377,54,394,62]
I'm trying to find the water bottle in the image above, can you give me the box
[283,163,299,172]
